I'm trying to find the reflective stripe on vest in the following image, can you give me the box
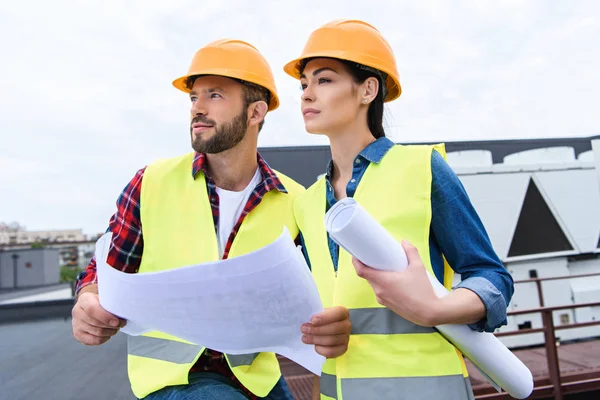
[128,336,259,368]
[338,375,475,400]
[350,308,435,335]
[227,353,260,367]
[128,336,202,364]
[321,375,474,400]
[320,372,338,399]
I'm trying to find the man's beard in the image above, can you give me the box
[190,108,248,154]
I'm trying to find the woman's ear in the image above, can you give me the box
[361,77,380,105]
[248,101,268,129]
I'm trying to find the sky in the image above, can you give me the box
[1,0,599,235]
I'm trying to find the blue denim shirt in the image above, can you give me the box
[300,137,514,332]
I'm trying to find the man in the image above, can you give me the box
[72,39,351,400]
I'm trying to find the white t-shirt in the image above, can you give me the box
[215,168,262,258]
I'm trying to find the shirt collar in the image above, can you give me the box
[325,136,395,179]
[192,152,287,194]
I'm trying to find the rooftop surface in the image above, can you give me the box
[3,317,600,400]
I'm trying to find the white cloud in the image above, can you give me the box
[1,0,599,234]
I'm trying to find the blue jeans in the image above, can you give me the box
[144,372,294,400]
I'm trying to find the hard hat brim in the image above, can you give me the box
[172,70,280,111]
[283,53,401,102]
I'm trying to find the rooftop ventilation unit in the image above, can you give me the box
[503,146,576,165]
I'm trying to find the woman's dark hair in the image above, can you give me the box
[300,58,387,139]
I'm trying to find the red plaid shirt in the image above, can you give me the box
[75,152,289,399]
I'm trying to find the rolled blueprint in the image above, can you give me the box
[325,198,534,400]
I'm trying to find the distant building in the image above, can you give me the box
[261,135,600,347]
[0,248,60,289]
[58,242,96,269]
[0,226,86,246]
[259,135,599,188]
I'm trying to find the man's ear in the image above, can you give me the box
[248,101,268,128]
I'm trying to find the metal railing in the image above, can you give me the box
[474,272,600,400]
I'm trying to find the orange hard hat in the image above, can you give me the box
[284,19,401,102]
[173,39,280,111]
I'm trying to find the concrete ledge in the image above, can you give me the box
[0,298,74,324]
[0,283,73,302]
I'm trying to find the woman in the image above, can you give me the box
[286,20,514,400]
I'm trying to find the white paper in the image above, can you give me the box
[325,198,534,399]
[95,228,325,375]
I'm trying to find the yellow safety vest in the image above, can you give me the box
[127,152,304,399]
[294,144,473,400]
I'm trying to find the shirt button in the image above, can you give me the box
[350,179,356,183]
[355,159,361,164]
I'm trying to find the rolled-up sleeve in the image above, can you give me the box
[430,151,514,332]
[74,167,146,294]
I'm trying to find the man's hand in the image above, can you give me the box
[301,306,351,358]
[72,285,126,346]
